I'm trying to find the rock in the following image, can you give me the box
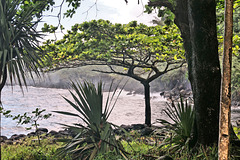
[36,131,46,136]
[141,127,153,136]
[132,124,146,130]
[164,92,171,98]
[48,130,59,137]
[120,124,133,131]
[160,92,165,97]
[157,155,173,160]
[179,89,186,96]
[9,134,18,140]
[27,132,36,137]
[170,90,175,97]
[58,130,69,136]
[236,120,240,127]
[178,84,185,90]
[10,134,26,140]
[17,134,27,140]
[64,128,77,137]
[0,136,7,142]
[36,128,48,133]
[126,92,132,95]
[4,139,13,145]
[31,138,42,143]
[114,128,123,135]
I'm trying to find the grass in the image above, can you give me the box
[2,128,240,160]
[1,136,71,160]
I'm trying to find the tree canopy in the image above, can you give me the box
[42,19,184,69]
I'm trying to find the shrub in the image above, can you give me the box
[54,81,127,160]
[157,98,196,153]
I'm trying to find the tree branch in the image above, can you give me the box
[92,65,146,82]
[148,0,175,13]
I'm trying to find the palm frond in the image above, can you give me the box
[157,97,195,153]
[0,0,49,90]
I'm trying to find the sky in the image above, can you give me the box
[38,0,158,40]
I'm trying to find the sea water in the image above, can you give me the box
[1,85,168,137]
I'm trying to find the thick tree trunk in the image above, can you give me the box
[218,0,233,159]
[148,0,225,146]
[187,0,221,145]
[173,0,221,145]
[143,82,151,126]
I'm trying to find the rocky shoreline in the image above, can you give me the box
[0,124,165,145]
[2,121,240,146]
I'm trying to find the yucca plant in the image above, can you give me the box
[54,81,128,160]
[157,98,196,153]
[0,0,46,92]
[0,1,48,158]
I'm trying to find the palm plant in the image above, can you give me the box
[54,81,127,160]
[157,98,196,153]
[0,1,47,159]
[0,0,46,95]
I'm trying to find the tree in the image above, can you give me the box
[42,19,185,126]
[218,0,233,159]
[0,0,53,98]
[147,0,221,145]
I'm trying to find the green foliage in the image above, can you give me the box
[157,98,196,154]
[18,0,55,19]
[42,19,184,71]
[12,108,51,144]
[0,0,48,88]
[94,151,123,160]
[218,34,240,101]
[13,108,51,130]
[0,107,12,118]
[1,136,71,160]
[145,1,175,26]
[121,140,155,159]
[54,81,127,160]
[2,130,240,159]
[233,126,240,139]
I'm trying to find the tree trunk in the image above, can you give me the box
[142,82,151,126]
[0,67,7,159]
[218,0,233,159]
[187,0,221,145]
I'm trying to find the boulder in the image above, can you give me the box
[48,130,60,137]
[236,120,240,127]
[9,134,18,140]
[141,127,153,136]
[113,128,124,135]
[36,128,48,133]
[58,130,69,136]
[0,136,7,142]
[179,89,186,96]
[17,134,27,140]
[160,92,165,97]
[27,132,36,137]
[4,139,13,145]
[120,124,133,131]
[132,124,146,130]
[9,134,26,141]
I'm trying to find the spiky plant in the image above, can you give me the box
[54,81,127,160]
[157,98,196,153]
[0,1,47,158]
[0,0,46,93]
